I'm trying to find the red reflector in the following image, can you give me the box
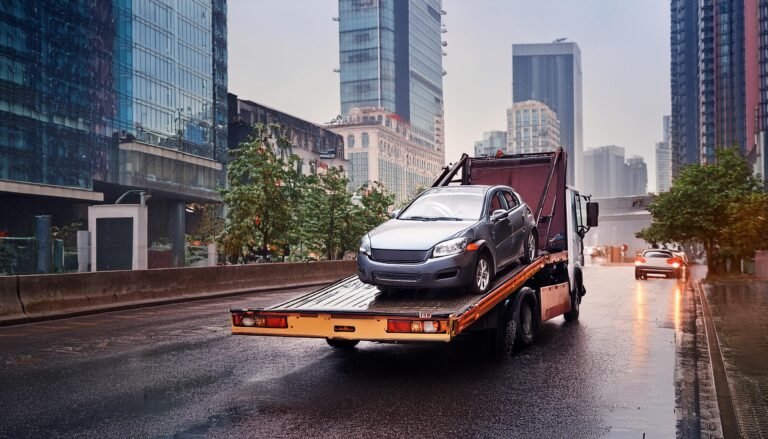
[232,312,243,326]
[264,316,287,328]
[387,319,445,334]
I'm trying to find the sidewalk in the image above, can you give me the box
[701,279,768,438]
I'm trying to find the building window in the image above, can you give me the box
[362,132,369,148]
[347,134,355,148]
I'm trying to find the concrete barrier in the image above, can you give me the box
[1,260,356,324]
[0,276,25,323]
[756,250,768,280]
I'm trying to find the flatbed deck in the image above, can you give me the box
[231,251,567,342]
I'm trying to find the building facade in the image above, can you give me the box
[512,42,582,187]
[671,0,767,184]
[337,0,445,154]
[474,131,507,157]
[583,146,648,198]
[328,107,442,204]
[656,115,672,193]
[0,0,228,269]
[505,100,561,154]
[228,93,347,173]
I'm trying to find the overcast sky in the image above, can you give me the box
[228,1,670,191]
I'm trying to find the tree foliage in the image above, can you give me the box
[636,148,764,273]
[220,123,395,262]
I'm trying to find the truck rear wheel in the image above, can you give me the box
[326,339,359,349]
[514,298,535,349]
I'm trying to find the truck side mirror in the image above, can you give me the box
[586,202,599,227]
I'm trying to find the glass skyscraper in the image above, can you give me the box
[511,42,583,187]
[0,0,228,268]
[338,0,444,151]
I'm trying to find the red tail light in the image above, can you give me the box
[667,257,682,268]
[387,319,445,333]
[635,256,646,265]
[232,312,287,328]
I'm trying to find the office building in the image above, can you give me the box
[670,0,767,184]
[474,131,507,157]
[328,107,443,204]
[0,0,228,269]
[583,146,648,198]
[512,42,582,186]
[656,115,672,193]
[625,156,648,196]
[337,0,445,154]
[228,94,347,173]
[506,100,561,154]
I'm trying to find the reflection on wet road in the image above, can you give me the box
[0,265,688,438]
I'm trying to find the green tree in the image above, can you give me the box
[636,148,763,274]
[357,181,395,235]
[723,192,768,260]
[314,167,356,260]
[220,124,299,262]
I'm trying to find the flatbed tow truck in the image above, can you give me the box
[231,149,598,357]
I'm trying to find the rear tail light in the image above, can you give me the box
[232,312,287,328]
[667,257,681,268]
[635,256,646,265]
[387,319,446,334]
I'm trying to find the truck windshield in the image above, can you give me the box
[399,191,483,221]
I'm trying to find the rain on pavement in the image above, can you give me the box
[0,264,689,438]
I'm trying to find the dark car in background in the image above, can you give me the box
[357,185,537,294]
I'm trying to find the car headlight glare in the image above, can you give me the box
[432,237,469,258]
[359,235,371,256]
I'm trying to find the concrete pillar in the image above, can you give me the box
[77,230,90,272]
[35,215,51,274]
[169,201,186,267]
[207,243,217,266]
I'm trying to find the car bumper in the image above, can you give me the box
[636,266,681,275]
[357,251,476,289]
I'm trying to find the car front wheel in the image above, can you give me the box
[470,253,493,294]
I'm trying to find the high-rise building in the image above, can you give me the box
[506,100,561,154]
[0,0,228,268]
[328,108,443,204]
[625,156,649,196]
[670,0,766,183]
[583,146,648,197]
[512,42,582,187]
[474,131,507,157]
[338,0,445,154]
[656,115,672,193]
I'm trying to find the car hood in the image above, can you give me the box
[368,219,475,250]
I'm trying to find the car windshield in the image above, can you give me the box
[399,190,484,221]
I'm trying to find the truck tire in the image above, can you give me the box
[514,297,535,349]
[520,229,538,264]
[563,271,583,322]
[491,304,517,361]
[326,339,359,349]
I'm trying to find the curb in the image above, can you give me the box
[696,280,741,438]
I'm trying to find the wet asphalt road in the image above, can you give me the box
[0,264,687,438]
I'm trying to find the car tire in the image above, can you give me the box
[326,339,359,349]
[635,269,641,280]
[520,229,538,264]
[470,252,493,295]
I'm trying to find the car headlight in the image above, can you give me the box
[432,237,469,258]
[359,235,371,256]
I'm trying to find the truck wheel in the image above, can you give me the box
[326,339,359,349]
[563,272,582,322]
[470,253,493,294]
[520,230,538,264]
[490,304,516,361]
[514,297,535,349]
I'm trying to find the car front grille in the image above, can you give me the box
[371,249,429,263]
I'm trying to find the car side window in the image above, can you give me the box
[488,192,506,216]
[503,191,519,209]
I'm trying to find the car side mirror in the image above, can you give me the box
[490,209,507,222]
[586,202,599,227]
[390,208,401,219]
